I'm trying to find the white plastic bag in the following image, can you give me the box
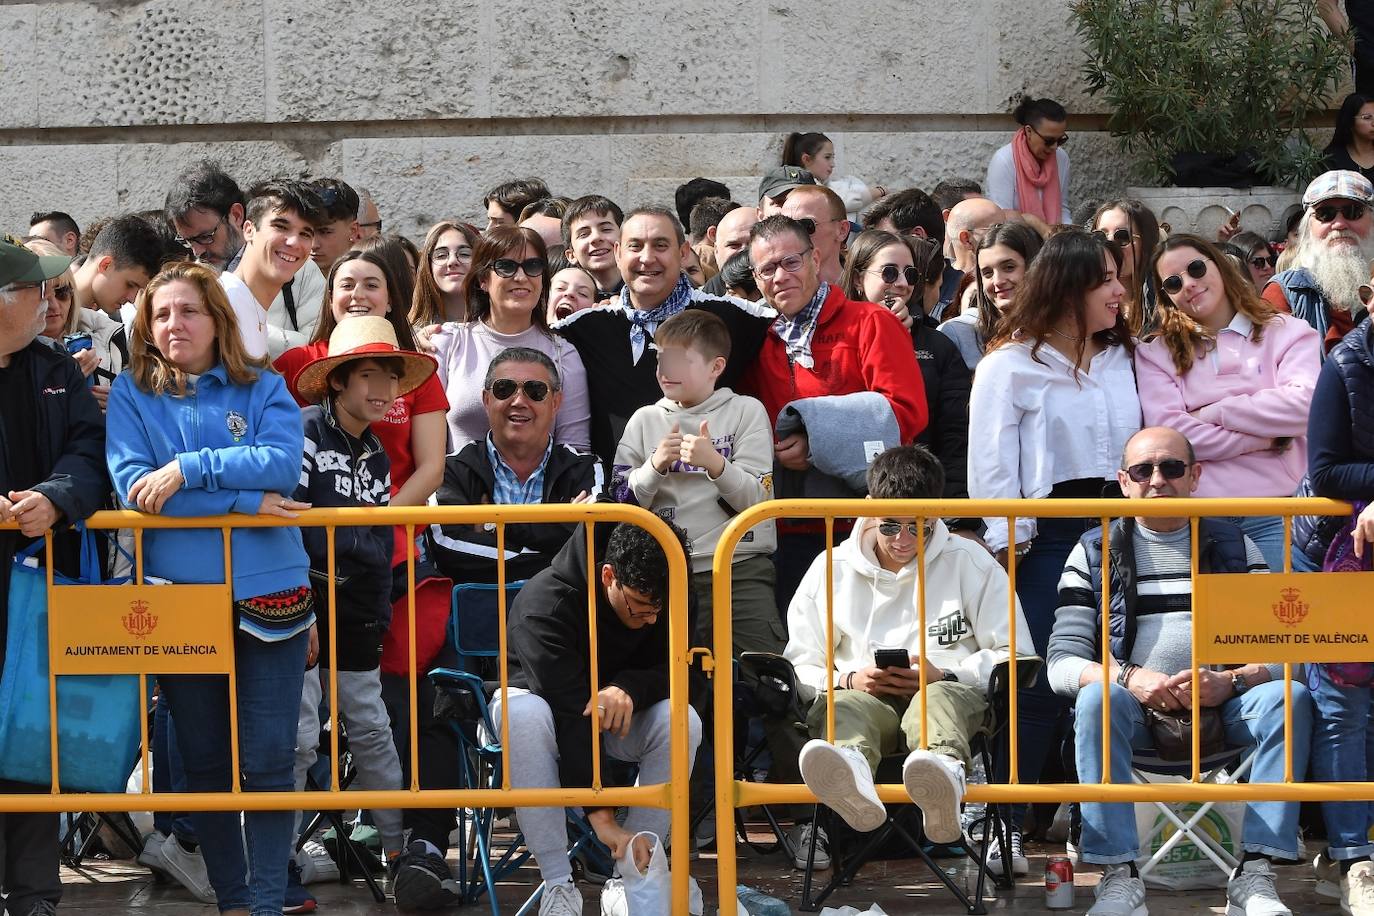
[602,831,669,915]
[1134,771,1244,890]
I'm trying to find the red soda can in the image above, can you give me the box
[1045,855,1074,909]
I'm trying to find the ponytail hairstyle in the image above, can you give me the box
[1146,233,1277,375]
[782,132,831,167]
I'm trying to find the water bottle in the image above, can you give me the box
[735,884,790,915]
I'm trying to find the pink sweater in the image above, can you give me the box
[1134,313,1321,497]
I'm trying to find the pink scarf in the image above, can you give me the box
[1012,129,1062,224]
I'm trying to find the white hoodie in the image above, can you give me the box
[784,517,1034,693]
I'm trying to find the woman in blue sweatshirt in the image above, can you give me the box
[106,262,312,915]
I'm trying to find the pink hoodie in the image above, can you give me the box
[1134,312,1321,497]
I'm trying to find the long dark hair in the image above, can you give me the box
[1091,198,1161,336]
[460,226,550,332]
[838,229,942,318]
[987,228,1133,370]
[1327,93,1374,154]
[311,249,417,350]
[411,220,480,326]
[973,222,1044,345]
[782,132,830,167]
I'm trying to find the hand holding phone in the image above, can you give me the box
[873,647,911,670]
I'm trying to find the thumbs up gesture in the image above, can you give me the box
[651,422,684,473]
[680,419,726,477]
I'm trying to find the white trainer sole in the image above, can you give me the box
[799,742,886,834]
[901,753,962,845]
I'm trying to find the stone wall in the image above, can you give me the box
[0,0,1153,237]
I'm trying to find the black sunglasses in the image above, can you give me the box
[490,257,547,279]
[488,378,551,401]
[1249,254,1277,269]
[877,520,935,538]
[1124,460,1191,483]
[1160,258,1209,295]
[50,284,73,303]
[1029,124,1070,147]
[1313,203,1367,224]
[1093,228,1136,247]
[866,264,921,286]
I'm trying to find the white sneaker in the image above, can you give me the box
[598,878,626,916]
[294,839,340,884]
[787,821,830,871]
[798,739,886,834]
[159,834,216,903]
[901,750,965,845]
[985,825,1029,876]
[1315,850,1341,901]
[137,830,169,876]
[1088,863,1148,916]
[1227,858,1291,916]
[1342,860,1374,915]
[540,877,584,915]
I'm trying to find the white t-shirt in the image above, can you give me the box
[219,272,270,360]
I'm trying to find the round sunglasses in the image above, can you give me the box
[865,264,921,286]
[487,378,552,401]
[490,257,547,279]
[876,520,936,538]
[1093,228,1137,247]
[1160,258,1209,295]
[1312,203,1367,224]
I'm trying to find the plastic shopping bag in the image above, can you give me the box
[601,831,668,915]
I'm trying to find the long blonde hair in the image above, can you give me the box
[130,261,263,395]
[22,238,79,338]
[1147,233,1278,375]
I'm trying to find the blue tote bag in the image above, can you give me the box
[0,531,143,793]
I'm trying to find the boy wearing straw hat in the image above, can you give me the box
[288,317,437,890]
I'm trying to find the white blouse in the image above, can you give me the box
[968,339,1142,551]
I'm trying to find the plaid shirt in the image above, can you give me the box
[770,281,829,369]
[487,434,553,505]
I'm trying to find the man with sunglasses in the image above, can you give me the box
[1263,170,1374,354]
[781,186,850,285]
[0,239,108,916]
[429,347,601,584]
[487,520,700,916]
[784,445,1032,868]
[1048,426,1310,916]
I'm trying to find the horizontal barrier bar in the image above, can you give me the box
[736,783,1374,805]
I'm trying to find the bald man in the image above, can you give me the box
[702,206,762,297]
[947,198,1009,275]
[782,186,849,285]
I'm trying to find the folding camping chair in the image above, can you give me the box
[1131,745,1257,882]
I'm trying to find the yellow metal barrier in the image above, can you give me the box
[712,496,1359,913]
[2,503,694,910]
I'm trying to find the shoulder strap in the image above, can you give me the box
[282,280,298,331]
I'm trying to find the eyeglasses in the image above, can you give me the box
[1029,124,1070,147]
[174,212,228,248]
[877,520,936,539]
[1159,258,1210,295]
[752,250,812,280]
[430,245,473,264]
[865,264,920,286]
[1249,254,1277,269]
[1312,203,1367,224]
[490,257,547,279]
[5,280,46,295]
[1093,228,1137,247]
[359,220,383,232]
[50,284,73,303]
[1124,460,1191,483]
[487,378,552,401]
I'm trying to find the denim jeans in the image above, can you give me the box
[151,692,196,842]
[158,629,309,915]
[1074,679,1311,864]
[1221,515,1287,573]
[1309,663,1374,859]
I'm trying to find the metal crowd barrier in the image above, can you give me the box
[0,503,695,911]
[712,497,1361,914]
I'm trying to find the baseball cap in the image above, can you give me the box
[758,166,817,202]
[0,238,71,288]
[1302,170,1374,209]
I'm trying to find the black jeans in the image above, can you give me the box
[0,782,61,915]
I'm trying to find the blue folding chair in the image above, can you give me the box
[449,581,526,676]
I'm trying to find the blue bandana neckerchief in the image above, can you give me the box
[770,281,829,370]
[622,272,694,365]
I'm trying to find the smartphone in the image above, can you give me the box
[873,648,911,670]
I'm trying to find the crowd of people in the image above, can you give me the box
[2,97,1374,916]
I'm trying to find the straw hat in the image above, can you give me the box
[293,316,436,402]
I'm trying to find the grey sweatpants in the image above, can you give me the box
[486,689,701,884]
[293,665,404,854]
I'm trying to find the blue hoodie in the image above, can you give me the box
[105,364,309,604]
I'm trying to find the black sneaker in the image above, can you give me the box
[390,841,462,910]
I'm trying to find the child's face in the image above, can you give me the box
[547,267,596,322]
[567,212,620,275]
[334,359,400,424]
[655,342,723,405]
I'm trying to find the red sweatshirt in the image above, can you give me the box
[742,286,928,443]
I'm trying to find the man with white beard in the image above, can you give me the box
[1263,170,1374,355]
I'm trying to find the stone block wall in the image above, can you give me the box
[0,0,1210,238]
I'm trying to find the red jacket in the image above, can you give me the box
[743,286,928,443]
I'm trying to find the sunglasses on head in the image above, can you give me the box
[1124,459,1191,483]
[877,520,935,538]
[1093,228,1136,247]
[866,264,921,286]
[1249,254,1277,269]
[1313,203,1367,224]
[1160,258,1209,295]
[490,257,547,279]
[487,378,551,401]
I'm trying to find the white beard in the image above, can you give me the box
[1300,232,1374,313]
